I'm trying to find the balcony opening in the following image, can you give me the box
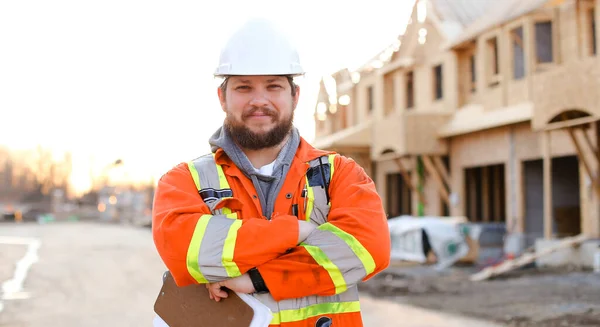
[465,164,506,223]
[367,86,374,112]
[591,7,597,55]
[470,55,476,92]
[535,20,554,64]
[457,42,476,107]
[486,37,500,87]
[433,64,443,100]
[406,71,414,109]
[511,26,525,80]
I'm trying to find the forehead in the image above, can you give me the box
[228,75,287,84]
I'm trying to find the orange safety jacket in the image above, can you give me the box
[152,137,391,327]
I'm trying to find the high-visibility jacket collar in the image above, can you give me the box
[213,137,334,175]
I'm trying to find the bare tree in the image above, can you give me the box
[0,145,74,201]
[33,145,56,195]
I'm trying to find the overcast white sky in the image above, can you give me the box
[0,0,415,194]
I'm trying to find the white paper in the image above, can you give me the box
[237,292,273,327]
[153,292,273,327]
[153,314,169,327]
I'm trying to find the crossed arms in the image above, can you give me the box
[152,156,390,301]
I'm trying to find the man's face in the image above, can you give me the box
[219,75,300,150]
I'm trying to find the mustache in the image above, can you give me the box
[242,107,277,119]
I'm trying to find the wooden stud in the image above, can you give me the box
[579,127,600,167]
[470,233,589,281]
[566,127,600,197]
[544,115,600,131]
[422,155,450,205]
[394,157,426,206]
[432,156,451,188]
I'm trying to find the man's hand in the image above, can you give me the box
[206,273,255,302]
[298,220,317,244]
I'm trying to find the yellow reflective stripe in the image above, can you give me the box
[273,301,361,324]
[187,161,201,190]
[215,159,230,189]
[222,219,242,278]
[301,243,346,294]
[327,154,335,174]
[318,223,376,275]
[327,154,335,205]
[304,177,314,222]
[270,314,280,325]
[186,214,211,283]
[222,207,237,219]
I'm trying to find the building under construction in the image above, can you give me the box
[313,0,600,266]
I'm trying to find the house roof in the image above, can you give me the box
[447,0,553,48]
[429,0,498,41]
[431,0,498,28]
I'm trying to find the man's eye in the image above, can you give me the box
[235,86,250,90]
[268,84,282,89]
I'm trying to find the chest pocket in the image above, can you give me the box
[303,154,336,225]
[187,154,238,219]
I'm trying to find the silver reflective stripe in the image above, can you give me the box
[305,155,334,225]
[191,154,237,217]
[301,228,367,294]
[187,154,242,282]
[252,292,280,314]
[278,285,359,311]
[307,189,329,225]
[197,216,241,281]
[191,154,220,194]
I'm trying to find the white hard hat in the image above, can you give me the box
[214,18,304,77]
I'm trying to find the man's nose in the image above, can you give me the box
[248,90,270,107]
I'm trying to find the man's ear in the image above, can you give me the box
[217,87,226,112]
[293,85,301,109]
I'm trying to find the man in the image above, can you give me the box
[152,18,391,327]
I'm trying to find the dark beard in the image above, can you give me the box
[224,112,294,150]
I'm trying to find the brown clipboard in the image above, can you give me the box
[154,271,255,327]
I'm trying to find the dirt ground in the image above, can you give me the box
[360,262,600,327]
[0,222,504,327]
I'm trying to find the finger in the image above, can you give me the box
[209,290,221,302]
[215,287,228,298]
[212,282,229,298]
[208,284,228,299]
